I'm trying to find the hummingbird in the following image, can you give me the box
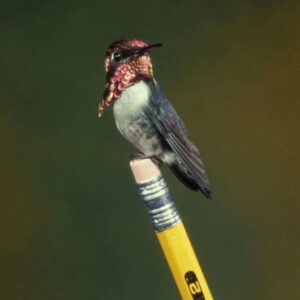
[98,39,211,198]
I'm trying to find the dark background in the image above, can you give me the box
[0,0,299,299]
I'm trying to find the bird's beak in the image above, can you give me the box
[132,43,163,56]
[144,43,163,51]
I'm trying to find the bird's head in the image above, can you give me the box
[98,39,162,117]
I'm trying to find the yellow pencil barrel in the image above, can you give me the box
[157,222,213,300]
[130,159,213,300]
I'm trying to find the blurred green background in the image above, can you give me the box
[0,0,299,299]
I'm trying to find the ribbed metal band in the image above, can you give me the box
[136,176,180,231]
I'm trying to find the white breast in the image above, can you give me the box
[113,81,150,124]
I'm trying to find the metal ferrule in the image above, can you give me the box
[137,176,180,231]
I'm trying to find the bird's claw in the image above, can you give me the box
[130,153,162,167]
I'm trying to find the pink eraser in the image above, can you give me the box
[130,159,161,184]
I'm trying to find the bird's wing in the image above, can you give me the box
[145,79,211,197]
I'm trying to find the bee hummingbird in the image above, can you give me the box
[98,39,211,198]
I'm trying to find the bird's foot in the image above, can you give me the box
[130,153,162,167]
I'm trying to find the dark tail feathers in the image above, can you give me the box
[169,163,212,199]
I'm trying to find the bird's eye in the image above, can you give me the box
[113,52,122,62]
